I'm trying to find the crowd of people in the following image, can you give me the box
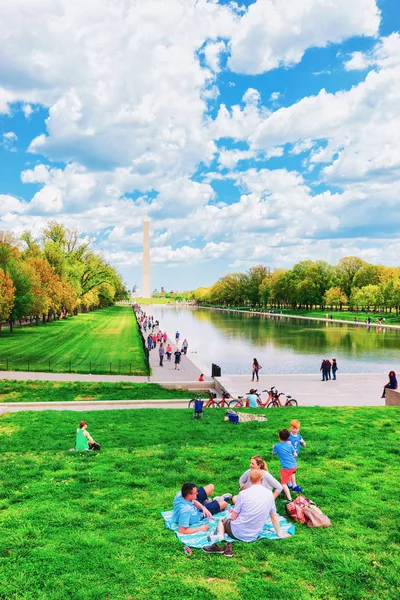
[135,308,189,370]
[172,419,306,556]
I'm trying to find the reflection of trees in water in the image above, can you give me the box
[193,309,400,355]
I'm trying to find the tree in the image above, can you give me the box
[245,265,271,307]
[0,269,15,331]
[324,286,348,310]
[335,257,367,298]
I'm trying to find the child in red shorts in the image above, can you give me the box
[272,428,298,501]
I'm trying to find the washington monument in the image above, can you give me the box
[142,217,151,298]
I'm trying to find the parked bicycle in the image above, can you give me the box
[188,392,218,409]
[266,390,298,408]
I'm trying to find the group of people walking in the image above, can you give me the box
[320,358,338,381]
[135,307,189,370]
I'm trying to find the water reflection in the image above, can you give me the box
[148,306,399,375]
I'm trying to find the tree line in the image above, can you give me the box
[191,258,400,313]
[0,222,127,332]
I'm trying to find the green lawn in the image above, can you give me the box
[0,381,198,403]
[0,306,147,375]
[0,407,398,600]
[276,308,400,325]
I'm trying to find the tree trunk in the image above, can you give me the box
[9,318,13,333]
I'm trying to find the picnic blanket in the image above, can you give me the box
[161,507,295,548]
[225,410,267,423]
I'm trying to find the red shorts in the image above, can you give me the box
[280,467,297,485]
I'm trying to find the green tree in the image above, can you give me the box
[335,256,367,298]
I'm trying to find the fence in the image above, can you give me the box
[132,309,151,375]
[0,358,146,376]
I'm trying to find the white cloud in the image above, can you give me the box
[228,0,380,75]
[1,131,18,151]
[203,40,227,73]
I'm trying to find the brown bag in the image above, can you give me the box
[303,505,332,528]
[286,494,332,528]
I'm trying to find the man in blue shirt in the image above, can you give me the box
[172,483,231,535]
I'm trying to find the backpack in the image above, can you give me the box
[286,494,332,528]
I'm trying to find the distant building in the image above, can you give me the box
[131,283,141,298]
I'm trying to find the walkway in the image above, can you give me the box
[216,373,387,407]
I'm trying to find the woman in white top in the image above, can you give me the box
[236,455,283,501]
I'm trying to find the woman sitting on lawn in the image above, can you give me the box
[234,455,282,501]
[75,421,101,451]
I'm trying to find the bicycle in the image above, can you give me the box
[228,395,245,408]
[188,392,218,409]
[267,392,298,408]
[216,391,231,408]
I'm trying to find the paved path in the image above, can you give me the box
[217,373,388,407]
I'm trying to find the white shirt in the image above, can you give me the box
[231,485,276,542]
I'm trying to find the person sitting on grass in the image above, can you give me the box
[172,483,232,535]
[272,428,299,501]
[236,455,283,500]
[203,470,291,556]
[75,421,101,451]
[381,370,398,398]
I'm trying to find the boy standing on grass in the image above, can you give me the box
[288,419,306,493]
[272,429,298,501]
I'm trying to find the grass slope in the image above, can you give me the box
[0,306,147,375]
[0,381,198,403]
[0,407,399,600]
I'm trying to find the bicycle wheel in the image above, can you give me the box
[188,399,196,409]
[286,398,298,407]
[206,400,218,408]
[267,400,279,408]
[228,399,244,408]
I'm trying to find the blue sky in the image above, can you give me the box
[1,0,400,292]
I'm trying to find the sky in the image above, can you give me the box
[1,0,400,293]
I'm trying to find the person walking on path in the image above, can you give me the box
[159,343,165,367]
[163,331,167,343]
[174,349,182,370]
[332,358,338,380]
[166,343,172,362]
[147,334,153,351]
[252,358,262,382]
[181,339,189,355]
[175,331,180,345]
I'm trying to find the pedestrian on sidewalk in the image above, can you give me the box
[163,331,168,343]
[174,349,182,370]
[252,358,262,382]
[175,331,180,345]
[147,334,153,351]
[332,358,338,380]
[166,343,172,361]
[152,333,158,349]
[159,343,165,367]
[182,339,189,355]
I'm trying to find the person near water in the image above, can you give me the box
[174,349,182,370]
[166,343,172,361]
[175,331,180,344]
[181,339,189,355]
[159,343,165,367]
[381,370,398,398]
[198,373,205,381]
[332,358,338,380]
[75,421,100,451]
[252,358,262,382]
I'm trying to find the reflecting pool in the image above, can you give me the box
[147,305,400,375]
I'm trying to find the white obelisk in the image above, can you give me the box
[142,217,151,298]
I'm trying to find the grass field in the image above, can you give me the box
[0,306,147,375]
[0,407,398,600]
[0,381,198,403]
